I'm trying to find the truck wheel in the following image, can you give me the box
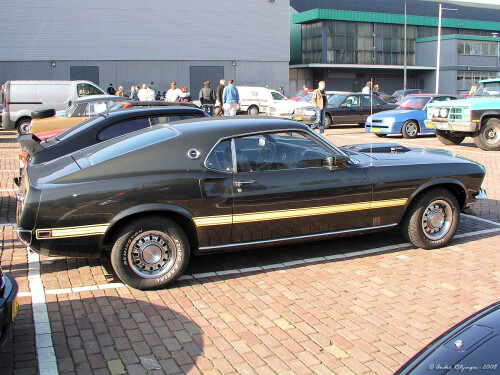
[473,118,500,151]
[324,114,333,129]
[402,120,419,139]
[402,188,459,250]
[247,106,259,116]
[435,129,465,145]
[31,109,56,120]
[110,216,190,290]
[16,118,32,135]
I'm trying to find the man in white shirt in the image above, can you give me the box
[146,86,155,101]
[137,84,149,101]
[362,81,372,94]
[165,81,182,102]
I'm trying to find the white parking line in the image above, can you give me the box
[0,189,16,192]
[27,248,58,375]
[0,223,15,227]
[16,214,500,298]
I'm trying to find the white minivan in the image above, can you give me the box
[2,80,105,134]
[236,86,288,115]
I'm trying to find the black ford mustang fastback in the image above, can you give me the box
[16,117,486,290]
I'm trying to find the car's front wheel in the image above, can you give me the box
[402,120,419,139]
[110,216,190,290]
[473,118,500,151]
[435,129,465,145]
[402,189,459,249]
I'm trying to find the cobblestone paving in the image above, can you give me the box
[0,127,499,375]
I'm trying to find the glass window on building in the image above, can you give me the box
[458,40,498,56]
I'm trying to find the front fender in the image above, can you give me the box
[406,178,467,210]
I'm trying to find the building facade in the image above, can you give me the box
[289,0,500,95]
[0,0,290,95]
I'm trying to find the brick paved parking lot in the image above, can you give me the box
[1,126,499,374]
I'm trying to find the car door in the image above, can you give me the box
[230,130,373,244]
[335,95,361,124]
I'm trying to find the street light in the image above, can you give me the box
[435,3,457,93]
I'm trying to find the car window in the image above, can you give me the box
[77,83,104,97]
[271,91,286,100]
[328,94,348,106]
[298,93,313,102]
[233,131,332,172]
[399,96,431,109]
[432,96,454,102]
[205,140,233,172]
[361,95,381,106]
[97,118,150,141]
[343,96,359,107]
[83,101,109,116]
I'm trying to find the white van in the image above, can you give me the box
[236,86,288,115]
[2,80,105,134]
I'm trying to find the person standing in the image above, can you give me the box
[146,85,155,101]
[178,86,193,102]
[222,80,239,116]
[165,81,182,102]
[373,84,380,96]
[311,81,327,135]
[362,81,372,94]
[107,83,116,95]
[278,85,285,95]
[0,83,5,104]
[199,81,216,116]
[115,86,126,97]
[138,84,149,101]
[216,79,225,116]
[130,86,138,100]
[150,82,157,93]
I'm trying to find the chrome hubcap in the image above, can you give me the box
[422,200,452,241]
[485,126,498,143]
[128,231,176,278]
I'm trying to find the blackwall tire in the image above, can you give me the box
[110,216,190,290]
[324,115,332,129]
[375,133,387,138]
[435,129,465,145]
[473,118,500,151]
[31,109,56,120]
[402,189,459,250]
[16,118,32,135]
[402,120,419,139]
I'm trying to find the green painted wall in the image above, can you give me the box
[290,7,302,65]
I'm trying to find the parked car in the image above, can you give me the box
[288,89,314,101]
[18,106,208,165]
[293,93,397,127]
[1,80,105,134]
[365,94,457,138]
[395,301,500,374]
[236,86,288,115]
[266,91,351,119]
[16,117,486,290]
[0,266,18,348]
[29,95,132,133]
[390,89,430,104]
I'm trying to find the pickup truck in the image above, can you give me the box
[424,78,500,151]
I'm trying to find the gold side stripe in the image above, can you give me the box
[36,224,109,240]
[194,198,408,227]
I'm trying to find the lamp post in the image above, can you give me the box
[435,3,457,93]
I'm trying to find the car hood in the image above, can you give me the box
[371,109,421,119]
[431,97,500,109]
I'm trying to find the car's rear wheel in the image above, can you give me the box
[402,120,419,139]
[435,129,465,145]
[247,106,259,116]
[110,216,190,290]
[324,114,333,128]
[402,189,459,249]
[16,117,32,135]
[473,118,500,151]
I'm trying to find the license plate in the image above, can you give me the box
[371,128,381,133]
[295,117,302,121]
[12,296,19,320]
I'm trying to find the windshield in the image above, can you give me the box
[298,93,313,102]
[473,81,500,97]
[328,94,348,106]
[55,115,105,141]
[63,103,79,117]
[290,90,306,99]
[397,96,430,110]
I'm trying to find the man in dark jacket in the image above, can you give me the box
[215,79,225,116]
[199,81,216,116]
[107,83,116,95]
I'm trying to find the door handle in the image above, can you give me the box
[234,180,255,188]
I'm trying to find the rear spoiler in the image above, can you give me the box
[17,134,46,157]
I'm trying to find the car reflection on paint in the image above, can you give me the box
[16,117,486,290]
[0,265,18,348]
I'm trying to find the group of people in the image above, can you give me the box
[361,81,381,95]
[106,79,240,116]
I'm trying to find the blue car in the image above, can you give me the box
[365,94,456,139]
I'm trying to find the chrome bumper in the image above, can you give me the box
[426,119,479,132]
[476,188,487,200]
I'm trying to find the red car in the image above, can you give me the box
[288,89,314,101]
